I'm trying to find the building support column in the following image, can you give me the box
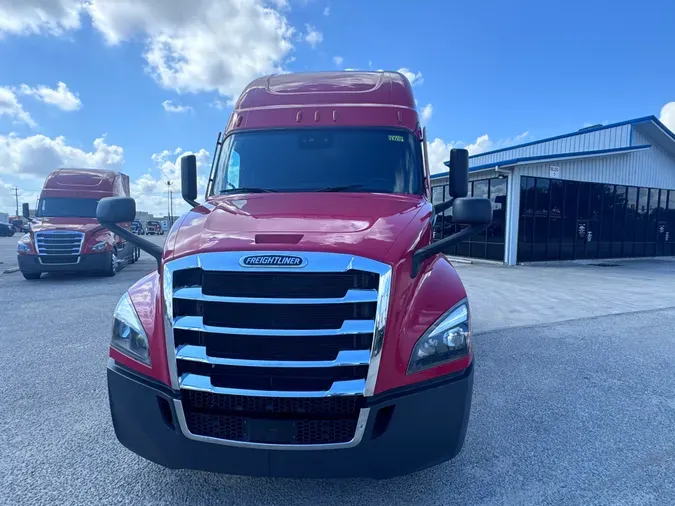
[502,168,520,265]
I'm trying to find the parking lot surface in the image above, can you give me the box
[2,237,675,506]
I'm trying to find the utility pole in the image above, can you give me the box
[13,187,19,216]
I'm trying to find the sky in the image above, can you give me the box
[0,0,674,216]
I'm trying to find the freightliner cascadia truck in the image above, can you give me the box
[17,169,140,280]
[98,71,492,478]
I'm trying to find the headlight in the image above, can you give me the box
[91,241,108,251]
[17,234,31,254]
[112,292,151,365]
[407,301,470,373]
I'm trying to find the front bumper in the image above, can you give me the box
[107,360,474,479]
[17,252,111,273]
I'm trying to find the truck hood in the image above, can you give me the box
[170,193,428,263]
[29,217,103,234]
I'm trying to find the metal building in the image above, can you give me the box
[430,115,675,265]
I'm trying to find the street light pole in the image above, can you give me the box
[166,181,173,225]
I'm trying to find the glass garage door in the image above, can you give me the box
[517,176,675,262]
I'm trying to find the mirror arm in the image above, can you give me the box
[433,198,455,215]
[101,222,163,269]
[411,223,490,278]
[183,196,200,208]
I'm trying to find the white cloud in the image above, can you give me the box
[426,131,532,174]
[210,99,235,110]
[2,0,294,100]
[333,55,343,66]
[162,100,192,113]
[133,147,211,215]
[304,24,323,47]
[19,81,82,111]
[323,6,330,16]
[427,138,457,175]
[420,103,433,125]
[397,68,423,86]
[0,0,83,37]
[0,86,36,127]
[464,134,493,155]
[344,68,359,72]
[87,0,295,98]
[0,133,124,179]
[660,102,675,134]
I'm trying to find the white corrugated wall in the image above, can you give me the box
[515,145,675,189]
[470,125,631,167]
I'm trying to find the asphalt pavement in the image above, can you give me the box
[1,237,675,505]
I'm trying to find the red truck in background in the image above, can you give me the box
[17,168,140,280]
[97,71,492,478]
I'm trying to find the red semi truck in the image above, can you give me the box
[17,168,140,280]
[98,71,492,478]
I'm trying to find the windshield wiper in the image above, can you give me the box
[316,184,366,192]
[220,187,278,194]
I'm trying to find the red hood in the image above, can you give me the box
[30,217,104,234]
[169,193,430,264]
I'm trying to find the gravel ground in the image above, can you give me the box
[2,240,675,505]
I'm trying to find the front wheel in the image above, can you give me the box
[22,271,41,280]
[101,249,117,277]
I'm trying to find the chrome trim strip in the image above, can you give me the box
[180,373,366,398]
[172,400,371,451]
[176,345,370,368]
[38,256,81,266]
[173,316,375,336]
[163,263,179,390]
[364,267,392,397]
[166,250,391,274]
[173,286,378,305]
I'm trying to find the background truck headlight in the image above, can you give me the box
[407,301,470,373]
[112,292,151,365]
[91,241,108,252]
[17,234,31,254]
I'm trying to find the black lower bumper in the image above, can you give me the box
[17,252,110,273]
[107,361,473,479]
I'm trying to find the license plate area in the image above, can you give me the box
[244,418,296,444]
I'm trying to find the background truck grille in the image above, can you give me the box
[166,252,390,448]
[35,231,84,256]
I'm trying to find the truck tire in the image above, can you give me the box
[101,248,117,277]
[22,271,41,280]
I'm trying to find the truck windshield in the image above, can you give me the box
[37,198,100,218]
[212,128,423,195]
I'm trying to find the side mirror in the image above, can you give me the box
[434,148,469,215]
[22,202,30,219]
[411,196,493,277]
[448,148,469,198]
[97,197,163,268]
[451,197,493,225]
[181,154,199,207]
[97,197,136,224]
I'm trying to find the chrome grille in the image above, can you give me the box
[35,231,84,256]
[164,251,391,449]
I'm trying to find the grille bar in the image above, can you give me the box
[174,286,378,305]
[180,373,367,398]
[173,315,375,336]
[176,345,370,368]
[35,231,84,256]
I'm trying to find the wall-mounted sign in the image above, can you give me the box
[550,165,560,178]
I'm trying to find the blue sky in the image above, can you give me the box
[1,0,674,215]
